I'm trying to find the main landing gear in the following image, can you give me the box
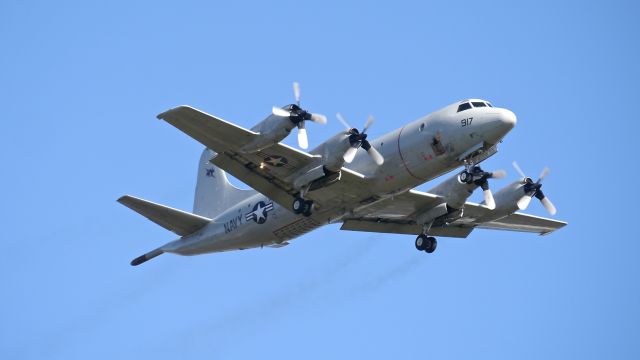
[415,221,437,253]
[415,234,437,253]
[292,196,313,217]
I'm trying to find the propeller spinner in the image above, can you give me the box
[271,82,327,149]
[512,161,557,215]
[336,113,384,166]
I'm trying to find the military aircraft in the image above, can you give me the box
[119,83,566,266]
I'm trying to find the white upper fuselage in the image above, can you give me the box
[163,99,517,255]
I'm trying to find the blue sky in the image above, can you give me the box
[1,0,639,359]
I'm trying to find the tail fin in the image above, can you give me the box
[194,148,255,219]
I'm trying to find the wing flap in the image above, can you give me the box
[118,195,211,236]
[341,219,473,238]
[210,152,295,210]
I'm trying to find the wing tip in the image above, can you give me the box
[156,105,195,120]
[117,194,132,204]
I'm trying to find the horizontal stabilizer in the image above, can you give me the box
[118,195,211,236]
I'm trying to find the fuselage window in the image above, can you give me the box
[419,123,425,132]
[472,101,486,108]
[457,102,472,112]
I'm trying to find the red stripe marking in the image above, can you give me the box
[396,125,424,181]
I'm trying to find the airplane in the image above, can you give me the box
[119,83,566,266]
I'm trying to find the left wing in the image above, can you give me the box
[158,106,374,212]
[341,191,566,238]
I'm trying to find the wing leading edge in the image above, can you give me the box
[341,190,566,238]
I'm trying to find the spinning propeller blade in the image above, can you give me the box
[272,106,291,117]
[512,162,557,215]
[517,194,533,210]
[483,188,496,210]
[293,81,301,106]
[365,144,384,165]
[343,146,358,163]
[310,113,327,124]
[297,123,308,149]
[462,166,506,210]
[512,161,527,179]
[271,82,326,149]
[337,113,385,165]
[336,112,351,130]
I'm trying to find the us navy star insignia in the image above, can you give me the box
[264,155,288,167]
[245,201,274,224]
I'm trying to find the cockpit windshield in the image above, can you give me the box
[457,100,493,112]
[457,102,472,112]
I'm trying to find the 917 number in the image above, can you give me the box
[461,117,473,127]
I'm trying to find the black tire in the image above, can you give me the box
[302,200,313,217]
[415,235,427,251]
[459,171,472,184]
[292,197,304,214]
[424,237,438,253]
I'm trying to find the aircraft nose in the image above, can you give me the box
[483,108,517,144]
[498,109,517,129]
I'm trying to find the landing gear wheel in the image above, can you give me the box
[459,170,473,184]
[292,197,305,214]
[424,237,437,253]
[415,234,427,251]
[302,200,313,217]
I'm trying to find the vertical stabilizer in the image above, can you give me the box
[193,148,255,219]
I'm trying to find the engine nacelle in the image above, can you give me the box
[427,171,479,210]
[291,165,341,192]
[485,180,527,219]
[310,132,352,172]
[240,115,296,153]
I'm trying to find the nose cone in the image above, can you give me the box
[484,108,517,144]
[499,109,517,129]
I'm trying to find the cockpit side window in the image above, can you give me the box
[457,102,472,112]
[471,101,486,108]
[486,102,493,107]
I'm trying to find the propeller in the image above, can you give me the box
[271,82,327,149]
[336,113,384,166]
[462,166,507,210]
[512,161,557,215]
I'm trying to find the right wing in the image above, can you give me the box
[341,191,566,238]
[458,203,567,235]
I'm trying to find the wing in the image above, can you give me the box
[341,191,566,238]
[457,202,567,235]
[157,106,260,152]
[158,106,373,211]
[340,189,473,237]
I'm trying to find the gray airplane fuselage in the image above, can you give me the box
[162,100,517,256]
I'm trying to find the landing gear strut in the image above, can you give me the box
[292,196,313,217]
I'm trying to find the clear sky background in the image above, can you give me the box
[1,0,639,359]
